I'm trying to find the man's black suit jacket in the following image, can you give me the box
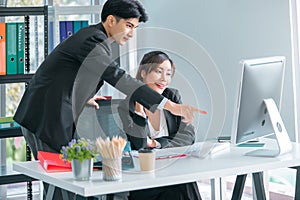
[118,88,195,150]
[14,23,163,151]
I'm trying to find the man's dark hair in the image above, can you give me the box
[101,0,148,23]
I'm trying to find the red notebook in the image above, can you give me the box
[38,151,72,172]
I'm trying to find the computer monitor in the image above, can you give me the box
[231,56,292,157]
[76,99,124,141]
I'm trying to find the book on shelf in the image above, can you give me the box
[48,20,90,51]
[65,21,73,38]
[81,20,88,29]
[49,21,54,52]
[0,22,6,75]
[6,22,17,75]
[59,21,67,42]
[59,20,89,43]
[0,22,25,76]
[0,116,20,129]
[73,20,82,34]
[17,22,24,74]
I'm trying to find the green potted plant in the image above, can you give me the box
[60,138,97,181]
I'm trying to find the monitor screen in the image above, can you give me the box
[76,99,124,141]
[231,56,292,156]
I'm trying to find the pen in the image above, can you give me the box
[155,154,187,160]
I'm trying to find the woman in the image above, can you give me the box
[118,51,202,200]
[118,50,196,150]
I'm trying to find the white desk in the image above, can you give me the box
[12,141,300,198]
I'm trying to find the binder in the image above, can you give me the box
[6,23,17,75]
[49,21,54,52]
[59,21,67,42]
[37,151,72,173]
[17,22,24,74]
[73,20,88,34]
[65,21,73,38]
[73,20,81,34]
[81,20,88,28]
[0,22,6,75]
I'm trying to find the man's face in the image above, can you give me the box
[109,17,139,45]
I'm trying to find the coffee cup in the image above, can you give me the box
[138,148,155,172]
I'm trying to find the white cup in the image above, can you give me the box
[138,148,155,172]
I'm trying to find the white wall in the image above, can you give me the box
[138,0,295,141]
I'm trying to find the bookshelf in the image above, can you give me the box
[0,6,48,78]
[0,6,48,200]
[48,5,102,49]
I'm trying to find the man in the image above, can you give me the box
[14,0,206,160]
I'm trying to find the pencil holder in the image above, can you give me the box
[102,156,122,181]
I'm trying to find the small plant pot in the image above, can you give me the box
[72,158,93,181]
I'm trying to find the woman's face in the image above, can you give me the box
[142,60,173,94]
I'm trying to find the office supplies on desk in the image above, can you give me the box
[145,141,230,160]
[37,151,71,172]
[209,142,230,154]
[155,153,187,160]
[95,136,127,181]
[189,141,230,158]
[138,148,155,172]
[217,136,231,142]
[94,152,134,170]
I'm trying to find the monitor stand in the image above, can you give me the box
[245,98,292,157]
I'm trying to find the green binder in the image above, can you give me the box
[6,23,17,75]
[17,22,24,74]
[73,20,88,34]
[73,21,81,34]
[81,20,88,28]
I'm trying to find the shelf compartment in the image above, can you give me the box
[0,165,36,185]
[0,74,34,84]
[0,127,22,139]
[0,6,47,16]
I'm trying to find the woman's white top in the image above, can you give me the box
[148,111,169,139]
